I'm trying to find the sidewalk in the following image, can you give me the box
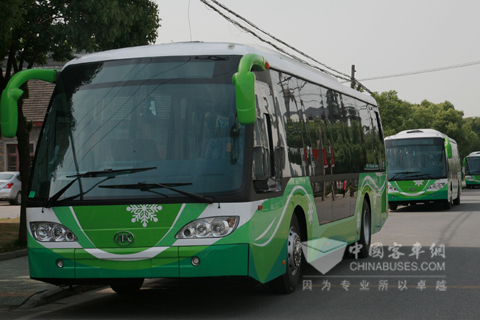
[0,204,101,311]
[0,251,57,310]
[0,250,100,312]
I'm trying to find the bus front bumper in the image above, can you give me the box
[29,244,249,285]
[388,189,448,205]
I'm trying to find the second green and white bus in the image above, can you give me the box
[463,151,480,188]
[1,42,387,294]
[385,129,461,210]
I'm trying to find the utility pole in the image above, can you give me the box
[351,65,356,89]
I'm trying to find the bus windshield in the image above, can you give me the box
[385,137,446,181]
[466,157,480,175]
[30,55,246,203]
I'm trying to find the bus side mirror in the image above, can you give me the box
[444,137,452,159]
[1,69,57,138]
[232,54,268,125]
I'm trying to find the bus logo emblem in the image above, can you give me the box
[114,231,135,246]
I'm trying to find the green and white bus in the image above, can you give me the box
[385,129,461,210]
[1,42,387,294]
[464,151,480,188]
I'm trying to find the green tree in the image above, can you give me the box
[464,117,480,154]
[1,0,161,245]
[458,124,480,159]
[374,90,480,159]
[372,90,412,137]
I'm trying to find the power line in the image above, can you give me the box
[200,0,372,93]
[188,0,193,41]
[359,60,480,82]
[207,0,350,79]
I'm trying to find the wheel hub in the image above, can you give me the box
[363,209,371,245]
[288,228,302,275]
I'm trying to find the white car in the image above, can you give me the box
[0,172,22,205]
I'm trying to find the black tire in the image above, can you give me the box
[453,186,460,205]
[270,214,303,294]
[444,200,451,209]
[444,194,452,209]
[110,278,144,295]
[8,192,20,205]
[389,202,398,211]
[15,192,21,205]
[358,198,371,259]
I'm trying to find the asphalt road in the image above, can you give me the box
[6,189,480,320]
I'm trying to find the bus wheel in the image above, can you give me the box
[270,214,302,294]
[110,278,144,295]
[389,203,398,211]
[358,198,371,259]
[444,198,452,210]
[453,188,461,205]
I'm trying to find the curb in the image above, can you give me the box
[0,249,27,261]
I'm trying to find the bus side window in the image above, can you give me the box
[253,81,281,192]
[253,112,271,180]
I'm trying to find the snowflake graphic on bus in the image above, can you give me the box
[127,204,161,227]
[414,180,424,186]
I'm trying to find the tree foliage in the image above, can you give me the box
[2,0,160,78]
[372,90,411,137]
[373,91,480,160]
[1,0,161,245]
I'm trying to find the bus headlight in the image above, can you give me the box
[427,182,446,191]
[175,216,239,239]
[388,182,398,193]
[30,222,78,242]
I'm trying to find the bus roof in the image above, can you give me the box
[466,151,480,158]
[64,42,376,106]
[385,129,456,144]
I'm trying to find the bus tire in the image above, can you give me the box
[453,187,460,205]
[110,278,144,295]
[389,203,398,211]
[358,198,371,259]
[444,198,452,210]
[270,214,302,294]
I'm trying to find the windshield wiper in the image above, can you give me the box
[45,167,157,208]
[407,173,438,179]
[99,182,214,204]
[388,171,421,181]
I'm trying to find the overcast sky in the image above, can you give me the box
[153,0,480,118]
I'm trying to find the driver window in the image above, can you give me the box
[253,81,274,180]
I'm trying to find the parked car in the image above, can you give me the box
[0,172,22,205]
